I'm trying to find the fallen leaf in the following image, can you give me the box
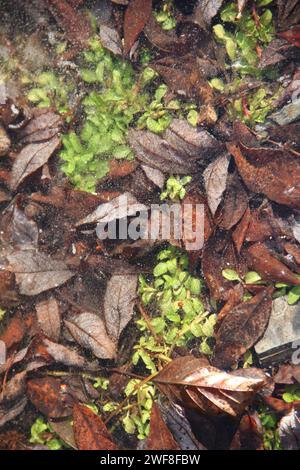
[146,404,180,450]
[279,407,300,450]
[202,231,244,301]
[10,136,60,190]
[36,296,61,342]
[73,403,118,450]
[246,242,300,286]
[0,314,25,350]
[193,0,224,27]
[203,152,231,216]
[17,110,62,144]
[154,356,266,417]
[128,119,221,174]
[158,399,207,450]
[227,141,300,209]
[232,206,251,253]
[42,338,87,369]
[99,24,122,56]
[151,55,214,103]
[215,170,248,230]
[213,287,273,368]
[230,412,263,450]
[64,312,116,359]
[104,274,137,342]
[76,192,147,227]
[7,250,75,295]
[46,0,92,48]
[0,398,27,428]
[27,377,73,418]
[274,364,300,384]
[123,0,152,55]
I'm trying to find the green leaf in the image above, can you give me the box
[287,287,300,305]
[244,271,262,284]
[153,262,169,277]
[187,110,198,127]
[213,24,227,40]
[209,78,225,92]
[222,269,241,282]
[225,37,237,60]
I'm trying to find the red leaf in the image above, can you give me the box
[124,0,152,55]
[73,403,118,450]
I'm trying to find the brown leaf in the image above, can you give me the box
[46,0,92,48]
[0,398,27,428]
[227,141,300,209]
[42,338,87,368]
[202,231,244,301]
[146,404,180,450]
[123,0,152,55]
[144,14,186,54]
[151,55,214,103]
[154,356,266,417]
[104,274,137,342]
[27,377,73,418]
[213,287,273,368]
[64,312,116,359]
[36,296,61,342]
[246,242,300,286]
[0,315,25,350]
[193,0,224,27]
[232,206,251,253]
[203,152,231,216]
[274,364,300,384]
[10,136,60,190]
[7,250,75,295]
[215,170,248,230]
[230,412,263,450]
[17,110,62,144]
[128,119,221,174]
[279,407,300,450]
[73,403,118,450]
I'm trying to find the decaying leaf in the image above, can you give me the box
[17,110,62,144]
[73,403,118,450]
[10,136,60,190]
[128,119,221,174]
[227,141,300,209]
[146,404,180,450]
[213,287,273,368]
[104,274,137,342]
[6,250,75,296]
[36,296,61,342]
[279,407,300,450]
[27,377,73,418]
[246,242,300,286]
[154,356,266,417]
[64,312,116,359]
[203,152,231,216]
[123,0,152,55]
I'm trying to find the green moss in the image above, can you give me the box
[26,71,73,118]
[214,1,275,71]
[137,246,216,370]
[154,1,177,31]
[160,175,192,201]
[29,417,66,450]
